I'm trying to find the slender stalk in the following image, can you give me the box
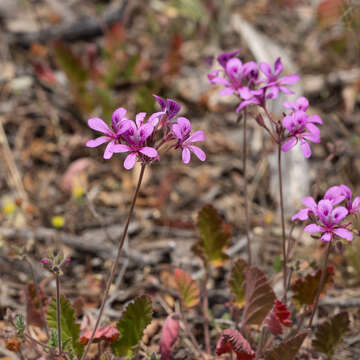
[80,164,146,360]
[201,267,211,354]
[277,143,288,303]
[55,274,62,354]
[255,327,266,359]
[242,110,252,265]
[309,241,332,328]
[24,256,50,338]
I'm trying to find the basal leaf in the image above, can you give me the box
[312,312,350,357]
[111,295,152,358]
[79,326,120,345]
[241,267,276,327]
[229,259,248,308]
[174,269,200,308]
[264,330,309,360]
[47,296,83,357]
[159,313,180,360]
[291,265,335,308]
[194,204,231,267]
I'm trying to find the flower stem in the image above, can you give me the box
[242,110,252,265]
[202,266,211,354]
[277,143,288,303]
[55,273,62,354]
[309,241,331,328]
[80,164,146,360]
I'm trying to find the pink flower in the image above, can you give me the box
[153,95,181,122]
[172,117,206,164]
[112,112,158,170]
[86,108,130,159]
[304,200,352,242]
[281,110,322,158]
[340,184,360,215]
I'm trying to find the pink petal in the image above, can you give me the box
[88,117,111,134]
[177,117,191,130]
[104,141,115,159]
[280,74,300,85]
[172,123,183,140]
[189,145,206,161]
[139,147,158,158]
[182,147,191,164]
[274,57,283,76]
[153,94,166,111]
[112,107,127,124]
[302,196,317,209]
[333,228,353,241]
[291,208,310,221]
[300,140,311,158]
[139,123,154,141]
[219,87,235,97]
[332,206,348,224]
[124,152,137,170]
[321,232,332,242]
[136,112,146,128]
[167,99,181,120]
[86,136,109,148]
[307,114,322,124]
[259,62,272,77]
[281,137,297,152]
[112,144,131,153]
[148,111,164,127]
[187,130,205,143]
[304,224,323,233]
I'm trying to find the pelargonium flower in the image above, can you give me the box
[153,95,181,123]
[172,117,206,164]
[304,199,352,242]
[292,186,345,221]
[258,58,299,99]
[283,96,309,112]
[86,108,130,159]
[340,184,360,215]
[281,110,322,158]
[236,88,264,112]
[112,112,158,170]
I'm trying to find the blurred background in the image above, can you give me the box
[0,0,360,358]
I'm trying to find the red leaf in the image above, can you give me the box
[174,268,200,308]
[79,326,120,345]
[264,300,292,335]
[216,329,255,360]
[159,314,180,360]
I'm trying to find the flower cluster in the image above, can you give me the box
[292,185,359,242]
[86,95,206,169]
[208,50,323,158]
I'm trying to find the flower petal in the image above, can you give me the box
[167,99,181,120]
[182,147,191,164]
[219,87,235,97]
[291,208,310,221]
[136,112,147,128]
[187,130,205,143]
[321,232,332,242]
[279,74,300,85]
[302,196,317,209]
[88,117,111,134]
[259,62,272,78]
[300,140,311,158]
[332,206,348,224]
[112,107,127,127]
[333,228,353,241]
[124,152,137,170]
[104,141,115,159]
[153,94,166,111]
[189,145,206,161]
[281,137,297,152]
[112,144,131,153]
[307,114,322,124]
[274,57,283,76]
[139,147,158,158]
[304,224,323,233]
[86,136,109,148]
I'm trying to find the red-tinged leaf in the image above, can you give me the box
[229,259,248,308]
[33,62,57,84]
[312,312,350,357]
[264,331,309,360]
[264,300,292,335]
[194,204,231,267]
[174,269,200,308]
[105,22,125,53]
[241,267,276,327]
[291,265,335,308]
[159,314,180,360]
[79,326,120,345]
[216,329,255,360]
[25,283,48,327]
[317,0,345,27]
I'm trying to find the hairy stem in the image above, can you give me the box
[278,143,288,303]
[202,267,211,354]
[81,164,146,360]
[242,110,252,265]
[55,274,62,354]
[309,241,331,328]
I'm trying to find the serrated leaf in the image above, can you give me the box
[216,329,255,360]
[194,205,231,267]
[264,300,292,335]
[291,265,335,308]
[312,312,350,357]
[264,331,309,360]
[229,259,248,308]
[241,267,276,327]
[47,296,84,356]
[111,295,152,358]
[174,269,200,308]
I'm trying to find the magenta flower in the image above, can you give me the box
[236,88,264,112]
[258,58,299,99]
[340,184,360,215]
[172,117,206,164]
[112,112,158,170]
[281,110,322,158]
[304,200,352,242]
[86,108,130,159]
[283,96,309,112]
[153,95,181,122]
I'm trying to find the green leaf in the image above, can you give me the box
[264,331,309,360]
[241,266,276,327]
[47,296,84,357]
[272,255,283,273]
[229,259,248,308]
[194,205,231,267]
[174,268,200,308]
[312,312,350,357]
[111,295,153,358]
[291,265,335,308]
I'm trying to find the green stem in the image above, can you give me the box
[80,164,146,360]
[55,274,62,354]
